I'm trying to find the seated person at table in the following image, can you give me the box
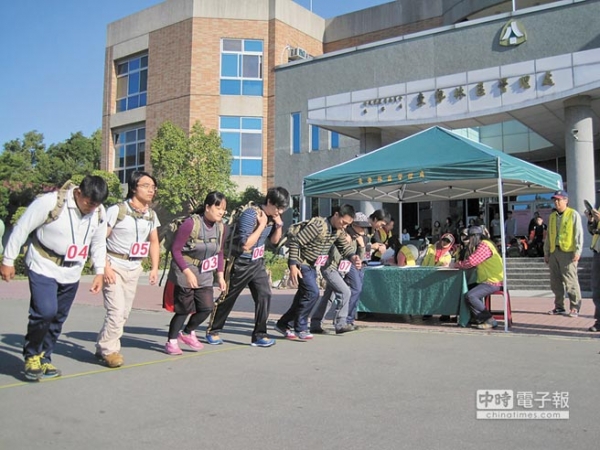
[383,236,416,267]
[369,209,390,261]
[453,226,503,330]
[421,233,454,267]
[400,228,411,242]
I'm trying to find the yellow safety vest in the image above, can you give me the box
[421,244,451,267]
[476,240,504,284]
[400,245,416,266]
[548,208,576,253]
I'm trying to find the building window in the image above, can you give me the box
[291,112,301,154]
[219,116,263,176]
[113,125,145,183]
[116,54,148,112]
[330,131,339,149]
[220,39,263,96]
[311,125,320,151]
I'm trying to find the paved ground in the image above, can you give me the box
[1,276,598,449]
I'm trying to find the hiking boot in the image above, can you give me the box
[548,308,566,315]
[335,324,354,334]
[165,341,183,355]
[24,354,43,381]
[475,318,498,330]
[41,361,62,379]
[250,337,276,347]
[205,333,224,345]
[177,331,204,351]
[102,352,124,368]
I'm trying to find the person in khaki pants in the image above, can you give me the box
[95,171,161,368]
[545,190,583,318]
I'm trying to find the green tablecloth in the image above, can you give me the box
[359,266,470,327]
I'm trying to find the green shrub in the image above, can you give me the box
[264,251,288,282]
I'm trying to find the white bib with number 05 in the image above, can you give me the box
[64,244,89,263]
[200,254,219,273]
[129,242,150,258]
[252,245,265,261]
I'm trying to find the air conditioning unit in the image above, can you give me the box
[288,47,309,61]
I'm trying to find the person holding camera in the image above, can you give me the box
[585,205,600,331]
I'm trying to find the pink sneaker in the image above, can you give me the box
[177,331,204,351]
[165,341,183,355]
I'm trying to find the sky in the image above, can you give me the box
[0,0,392,148]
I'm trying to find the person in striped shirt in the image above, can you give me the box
[275,204,360,340]
[453,225,503,330]
[206,187,289,347]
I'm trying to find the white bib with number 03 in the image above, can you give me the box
[200,254,219,273]
[252,245,265,261]
[338,260,352,274]
[129,242,150,258]
[64,244,89,263]
[314,255,328,267]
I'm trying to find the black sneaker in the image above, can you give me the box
[310,327,331,335]
[24,355,43,381]
[41,362,62,379]
[548,308,566,315]
[588,323,600,332]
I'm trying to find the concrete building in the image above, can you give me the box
[274,0,600,237]
[102,0,600,237]
[101,0,325,192]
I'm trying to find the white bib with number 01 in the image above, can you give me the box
[338,260,352,274]
[64,244,89,263]
[252,245,265,261]
[314,255,328,267]
[129,242,150,258]
[200,254,219,273]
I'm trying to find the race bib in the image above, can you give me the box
[252,245,265,261]
[64,244,89,263]
[200,254,219,273]
[129,242,150,258]
[338,260,352,274]
[314,255,328,267]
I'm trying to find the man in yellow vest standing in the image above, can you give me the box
[545,190,583,317]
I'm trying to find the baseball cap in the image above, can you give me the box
[353,212,370,228]
[468,226,483,236]
[551,190,568,200]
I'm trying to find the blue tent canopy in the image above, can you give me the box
[303,126,563,202]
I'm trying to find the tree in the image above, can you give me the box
[151,121,236,214]
[228,186,266,210]
[37,130,101,184]
[0,131,47,219]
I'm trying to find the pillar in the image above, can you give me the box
[564,95,595,255]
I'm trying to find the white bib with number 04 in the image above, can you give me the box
[129,242,150,258]
[338,260,352,274]
[314,255,328,267]
[64,244,89,263]
[252,245,265,260]
[200,254,219,273]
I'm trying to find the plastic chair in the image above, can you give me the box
[484,289,513,327]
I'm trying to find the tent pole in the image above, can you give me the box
[497,159,509,332]
[301,185,307,221]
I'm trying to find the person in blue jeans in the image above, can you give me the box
[275,204,359,341]
[0,175,109,380]
[310,212,370,334]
